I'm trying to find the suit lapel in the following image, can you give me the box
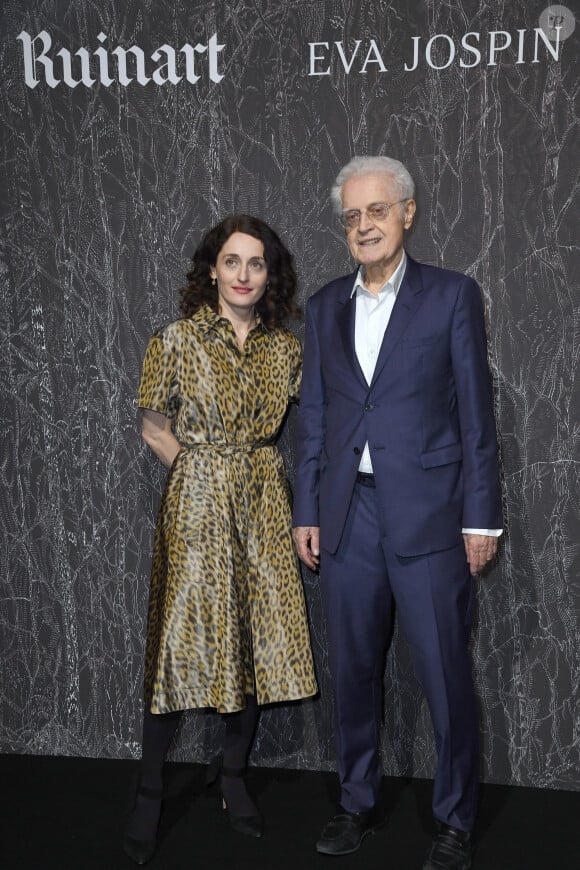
[336,271,368,389]
[370,257,426,387]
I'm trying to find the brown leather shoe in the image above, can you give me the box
[316,808,384,855]
[423,824,472,869]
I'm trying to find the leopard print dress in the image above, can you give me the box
[138,304,317,714]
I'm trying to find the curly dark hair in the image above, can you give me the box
[179,214,300,328]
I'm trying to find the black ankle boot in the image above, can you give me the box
[207,755,263,838]
[122,785,163,865]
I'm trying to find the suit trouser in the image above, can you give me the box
[319,481,479,832]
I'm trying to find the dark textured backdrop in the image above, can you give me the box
[1,1,579,791]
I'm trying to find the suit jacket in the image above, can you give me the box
[293,255,502,557]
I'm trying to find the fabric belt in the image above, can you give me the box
[179,440,275,455]
[356,471,375,487]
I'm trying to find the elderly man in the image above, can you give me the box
[293,156,502,869]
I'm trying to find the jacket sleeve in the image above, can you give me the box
[292,298,326,527]
[450,276,503,529]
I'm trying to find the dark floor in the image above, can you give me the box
[1,754,579,869]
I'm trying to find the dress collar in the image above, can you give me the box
[190,304,269,336]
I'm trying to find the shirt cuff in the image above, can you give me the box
[462,528,503,536]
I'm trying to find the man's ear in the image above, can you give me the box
[404,199,416,230]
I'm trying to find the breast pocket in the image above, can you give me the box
[389,341,425,371]
[398,334,439,350]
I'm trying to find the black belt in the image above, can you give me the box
[356,471,375,487]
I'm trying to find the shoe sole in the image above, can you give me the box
[316,822,384,856]
[423,860,472,870]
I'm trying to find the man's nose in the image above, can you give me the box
[357,210,373,232]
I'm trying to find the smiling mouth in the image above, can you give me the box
[358,238,381,246]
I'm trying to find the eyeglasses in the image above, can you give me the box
[339,199,408,229]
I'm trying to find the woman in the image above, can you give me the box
[124,215,317,864]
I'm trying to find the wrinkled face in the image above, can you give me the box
[341,173,415,271]
[210,232,268,318]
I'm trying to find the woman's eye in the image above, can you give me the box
[225,258,237,267]
[249,261,265,271]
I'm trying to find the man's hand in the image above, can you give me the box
[293,526,320,571]
[463,533,498,575]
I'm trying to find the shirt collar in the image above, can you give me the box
[350,250,407,298]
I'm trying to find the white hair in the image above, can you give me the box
[331,155,415,213]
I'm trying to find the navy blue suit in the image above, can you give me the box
[293,256,502,830]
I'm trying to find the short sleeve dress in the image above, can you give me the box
[138,305,317,714]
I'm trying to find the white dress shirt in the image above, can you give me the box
[352,252,501,538]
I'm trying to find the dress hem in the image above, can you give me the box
[147,685,318,716]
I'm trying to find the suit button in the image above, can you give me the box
[364,403,375,411]
[353,447,361,455]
